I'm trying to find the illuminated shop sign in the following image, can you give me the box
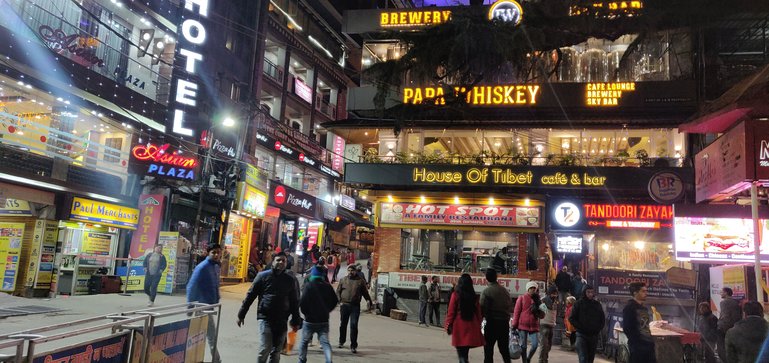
[674,217,769,263]
[38,26,105,68]
[488,0,523,25]
[235,182,268,218]
[294,78,313,103]
[556,235,583,254]
[403,85,540,105]
[171,0,211,137]
[379,202,541,228]
[131,143,199,180]
[412,167,605,186]
[380,9,452,27]
[570,1,643,17]
[255,132,340,179]
[70,197,139,230]
[585,82,635,106]
[550,200,673,231]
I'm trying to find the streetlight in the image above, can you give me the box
[222,117,236,127]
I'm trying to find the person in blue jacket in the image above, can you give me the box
[187,244,222,363]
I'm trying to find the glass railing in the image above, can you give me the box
[356,153,686,168]
[263,59,283,83]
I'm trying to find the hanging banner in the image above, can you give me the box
[0,222,25,292]
[379,202,541,228]
[32,333,129,363]
[129,194,166,258]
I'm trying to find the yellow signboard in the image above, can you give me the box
[0,222,25,292]
[70,197,139,230]
[0,199,32,216]
[585,82,636,106]
[403,85,540,105]
[235,182,268,218]
[380,9,452,27]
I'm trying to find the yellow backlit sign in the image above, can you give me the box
[70,197,139,229]
[403,85,540,106]
[380,10,452,27]
[585,82,635,106]
[412,167,606,186]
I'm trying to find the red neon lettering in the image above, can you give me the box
[132,143,198,168]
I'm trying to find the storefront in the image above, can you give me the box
[221,181,268,282]
[58,197,139,295]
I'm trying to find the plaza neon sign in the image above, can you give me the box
[172,0,210,137]
[585,82,636,106]
[380,9,452,27]
[131,143,199,180]
[403,85,540,106]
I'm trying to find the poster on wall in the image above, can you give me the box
[80,232,113,266]
[595,269,694,299]
[674,217,769,263]
[598,240,677,272]
[0,222,25,292]
[157,232,178,294]
[722,265,747,300]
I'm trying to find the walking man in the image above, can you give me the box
[481,268,512,363]
[237,252,303,363]
[143,244,167,306]
[554,266,572,303]
[336,264,373,353]
[428,275,442,327]
[569,284,605,363]
[725,300,768,363]
[718,287,742,362]
[186,244,222,363]
[622,282,655,363]
[419,275,429,326]
[538,285,559,363]
[298,266,338,363]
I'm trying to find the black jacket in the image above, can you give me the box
[622,299,653,345]
[238,268,301,326]
[725,316,769,363]
[569,293,605,336]
[698,311,718,343]
[300,277,338,323]
[555,271,572,292]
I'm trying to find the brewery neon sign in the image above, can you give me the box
[585,82,636,106]
[380,9,452,27]
[172,0,210,137]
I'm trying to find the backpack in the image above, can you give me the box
[327,254,335,265]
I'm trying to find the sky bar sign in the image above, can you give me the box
[172,0,210,137]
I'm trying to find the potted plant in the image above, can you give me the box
[635,149,650,167]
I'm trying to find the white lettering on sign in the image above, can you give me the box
[172,0,211,137]
[760,140,769,167]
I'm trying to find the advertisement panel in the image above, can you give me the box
[130,316,208,363]
[388,271,532,296]
[379,202,541,228]
[25,220,58,289]
[157,232,179,294]
[70,197,139,230]
[268,183,317,217]
[32,333,129,363]
[129,194,166,258]
[595,269,694,299]
[331,134,346,173]
[235,183,268,218]
[0,222,25,292]
[130,143,200,181]
[694,122,750,202]
[674,216,769,263]
[0,198,32,215]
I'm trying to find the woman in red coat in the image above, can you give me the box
[512,281,542,363]
[445,273,485,363]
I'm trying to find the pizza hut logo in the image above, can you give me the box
[299,153,305,161]
[760,140,769,167]
[274,186,287,205]
[274,141,282,151]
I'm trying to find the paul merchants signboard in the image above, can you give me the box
[0,222,25,292]
[70,197,139,230]
[379,202,541,228]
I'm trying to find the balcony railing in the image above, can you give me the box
[254,111,324,157]
[263,59,283,83]
[315,99,337,119]
[357,153,685,168]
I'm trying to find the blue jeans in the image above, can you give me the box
[518,330,539,363]
[576,332,599,363]
[418,301,427,324]
[144,274,162,302]
[258,319,288,363]
[338,303,361,348]
[298,322,332,363]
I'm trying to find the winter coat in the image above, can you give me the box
[622,299,653,345]
[570,293,605,336]
[725,316,769,363]
[238,268,301,325]
[540,296,557,327]
[419,282,429,302]
[337,275,371,305]
[300,277,338,323]
[143,252,167,276]
[480,282,512,321]
[571,276,586,297]
[718,298,742,332]
[512,293,540,332]
[445,292,485,348]
[428,282,442,303]
[555,271,572,293]
[698,311,718,344]
[186,257,220,304]
[564,304,576,333]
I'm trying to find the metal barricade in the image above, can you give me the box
[0,339,24,363]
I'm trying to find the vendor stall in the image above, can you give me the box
[614,321,700,363]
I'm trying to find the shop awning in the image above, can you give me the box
[680,63,769,133]
[337,208,374,228]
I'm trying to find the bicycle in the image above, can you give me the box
[406,255,433,271]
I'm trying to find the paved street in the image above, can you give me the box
[0,280,610,363]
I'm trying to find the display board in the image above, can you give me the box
[0,222,25,291]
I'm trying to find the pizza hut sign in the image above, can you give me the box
[269,183,316,217]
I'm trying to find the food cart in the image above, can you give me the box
[614,321,701,363]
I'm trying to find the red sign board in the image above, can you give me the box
[583,203,673,229]
[131,143,199,181]
[331,134,345,172]
[128,194,165,258]
[379,202,541,228]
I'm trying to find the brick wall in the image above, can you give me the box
[373,227,400,273]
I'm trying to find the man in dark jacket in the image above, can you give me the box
[187,244,222,363]
[143,244,168,306]
[725,301,768,363]
[298,266,338,363]
[569,284,605,363]
[237,252,302,363]
[555,266,572,303]
[718,287,742,362]
[697,302,718,363]
[336,264,372,354]
[480,268,513,363]
[418,275,429,326]
[622,282,655,363]
[571,271,586,299]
